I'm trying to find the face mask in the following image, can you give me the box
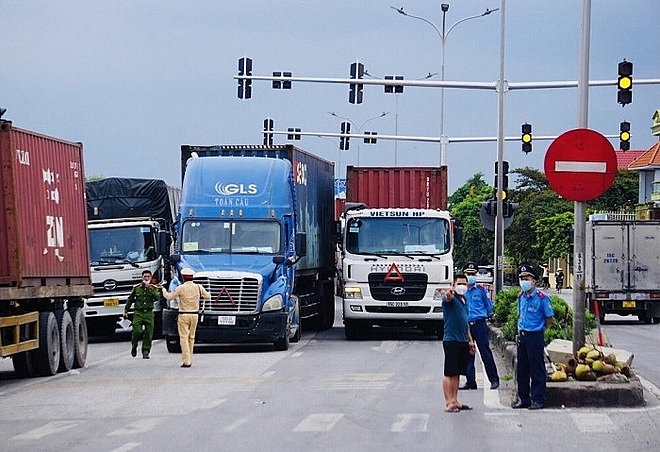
[454,284,467,296]
[142,278,151,286]
[520,280,533,292]
[467,276,477,286]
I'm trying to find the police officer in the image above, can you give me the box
[512,264,554,410]
[124,269,161,359]
[460,262,500,390]
[160,268,211,368]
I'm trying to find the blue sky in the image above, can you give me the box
[2,1,658,193]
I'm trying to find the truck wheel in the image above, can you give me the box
[274,333,289,351]
[344,320,360,340]
[153,311,164,339]
[654,317,660,324]
[436,321,444,340]
[35,312,61,377]
[12,351,36,378]
[324,292,335,330]
[56,310,75,373]
[69,307,88,368]
[166,335,181,353]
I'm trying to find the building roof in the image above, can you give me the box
[616,150,646,169]
[628,141,660,170]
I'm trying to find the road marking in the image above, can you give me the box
[571,412,617,433]
[225,418,248,432]
[107,418,162,436]
[312,373,393,390]
[293,413,344,432]
[291,352,303,357]
[555,161,607,173]
[371,341,399,353]
[13,421,82,440]
[390,413,429,432]
[110,443,141,452]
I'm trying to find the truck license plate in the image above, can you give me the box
[386,301,409,308]
[103,298,119,307]
[217,316,236,326]
[622,301,636,308]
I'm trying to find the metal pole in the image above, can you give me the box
[573,0,591,354]
[494,0,506,294]
[440,4,448,167]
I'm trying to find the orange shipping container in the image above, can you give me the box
[0,121,90,289]
[345,166,447,210]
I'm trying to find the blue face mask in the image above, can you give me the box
[467,276,477,286]
[520,280,533,292]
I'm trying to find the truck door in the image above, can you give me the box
[591,223,627,291]
[629,222,660,291]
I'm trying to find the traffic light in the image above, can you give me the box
[619,121,631,151]
[503,202,519,218]
[363,131,377,144]
[384,75,404,93]
[287,128,301,140]
[272,71,292,89]
[494,160,509,200]
[263,118,273,146]
[237,57,252,99]
[521,123,532,154]
[340,122,351,150]
[617,60,633,106]
[349,62,364,104]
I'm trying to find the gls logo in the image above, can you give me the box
[215,182,258,196]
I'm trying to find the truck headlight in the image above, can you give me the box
[344,287,362,300]
[262,294,283,312]
[433,288,446,300]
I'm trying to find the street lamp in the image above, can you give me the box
[328,111,390,167]
[392,3,498,166]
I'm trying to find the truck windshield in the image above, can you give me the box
[89,226,157,265]
[345,217,451,256]
[181,220,280,255]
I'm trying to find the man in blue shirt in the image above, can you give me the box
[512,264,554,410]
[442,274,476,412]
[460,262,500,390]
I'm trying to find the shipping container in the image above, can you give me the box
[345,166,447,210]
[0,121,90,289]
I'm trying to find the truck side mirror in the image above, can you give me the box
[454,225,463,245]
[157,231,170,255]
[295,232,307,257]
[169,253,181,263]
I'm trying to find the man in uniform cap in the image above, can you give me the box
[512,263,554,410]
[460,262,500,390]
[124,270,161,359]
[161,268,212,367]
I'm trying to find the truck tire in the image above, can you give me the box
[344,320,360,340]
[166,335,181,353]
[69,307,88,369]
[35,312,61,377]
[12,351,36,378]
[56,310,75,373]
[153,310,164,339]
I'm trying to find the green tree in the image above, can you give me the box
[587,169,638,212]
[448,173,493,270]
[534,211,574,261]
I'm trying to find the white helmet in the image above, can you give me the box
[557,268,562,271]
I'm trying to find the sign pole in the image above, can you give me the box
[573,0,592,354]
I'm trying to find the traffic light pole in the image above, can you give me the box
[494,0,507,294]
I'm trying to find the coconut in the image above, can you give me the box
[575,363,591,379]
[578,346,593,359]
[601,363,616,375]
[551,370,568,382]
[586,349,603,360]
[591,360,604,374]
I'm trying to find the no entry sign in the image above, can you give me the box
[544,128,617,201]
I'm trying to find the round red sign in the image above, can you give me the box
[544,128,617,202]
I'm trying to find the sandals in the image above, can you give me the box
[458,404,473,410]
[445,406,460,413]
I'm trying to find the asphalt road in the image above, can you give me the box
[0,299,658,452]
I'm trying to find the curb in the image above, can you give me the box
[489,325,645,408]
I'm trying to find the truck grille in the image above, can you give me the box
[368,273,428,301]
[194,276,260,313]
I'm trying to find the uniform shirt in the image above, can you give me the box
[517,288,554,332]
[465,284,493,322]
[125,283,161,313]
[442,294,469,342]
[161,280,212,312]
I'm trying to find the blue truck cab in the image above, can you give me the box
[163,145,336,351]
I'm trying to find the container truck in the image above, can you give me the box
[162,144,335,351]
[83,178,180,336]
[337,166,454,339]
[0,119,92,377]
[585,218,660,324]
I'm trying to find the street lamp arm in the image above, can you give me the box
[445,8,499,39]
[358,112,390,131]
[390,6,442,41]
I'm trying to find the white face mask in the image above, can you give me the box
[454,284,467,296]
[142,278,151,286]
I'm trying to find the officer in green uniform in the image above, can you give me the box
[124,270,161,359]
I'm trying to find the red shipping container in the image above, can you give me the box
[345,166,447,210]
[0,121,90,289]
